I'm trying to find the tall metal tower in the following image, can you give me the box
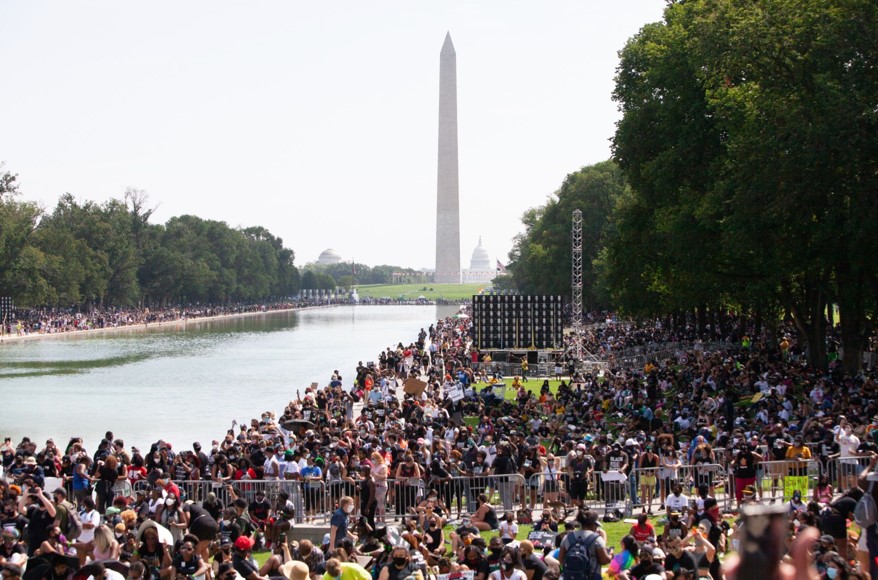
[571,210,583,328]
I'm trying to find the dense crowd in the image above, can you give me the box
[1,298,473,338]
[4,311,878,580]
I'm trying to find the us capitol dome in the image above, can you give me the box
[463,237,495,283]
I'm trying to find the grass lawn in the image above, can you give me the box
[473,518,637,551]
[355,283,486,301]
[251,518,642,567]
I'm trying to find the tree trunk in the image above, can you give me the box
[836,261,866,374]
[838,294,866,374]
[783,274,828,370]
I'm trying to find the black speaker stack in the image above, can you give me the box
[471,294,563,350]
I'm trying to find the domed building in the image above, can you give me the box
[317,248,343,265]
[463,237,496,283]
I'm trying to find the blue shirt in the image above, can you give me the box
[330,507,348,547]
[301,465,322,489]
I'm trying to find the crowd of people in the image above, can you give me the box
[2,303,314,337]
[3,310,878,580]
[1,297,476,339]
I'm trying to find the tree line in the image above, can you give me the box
[0,172,301,307]
[508,0,877,371]
[0,167,433,308]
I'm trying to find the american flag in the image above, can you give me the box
[496,260,506,273]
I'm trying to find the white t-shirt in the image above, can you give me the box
[79,508,101,543]
[837,432,860,461]
[499,520,518,540]
[665,493,689,513]
[264,455,280,480]
[489,569,527,580]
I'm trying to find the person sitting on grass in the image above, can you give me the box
[471,494,499,531]
[450,516,481,557]
[322,557,372,580]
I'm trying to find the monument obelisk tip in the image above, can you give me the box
[441,32,455,55]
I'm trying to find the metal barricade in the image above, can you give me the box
[528,470,630,516]
[728,459,821,506]
[153,479,330,522]
[628,464,728,512]
[384,478,427,520]
[826,456,872,495]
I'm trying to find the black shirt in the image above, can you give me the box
[233,553,259,580]
[523,553,548,580]
[663,550,697,576]
[173,554,203,576]
[25,505,55,556]
[629,562,665,580]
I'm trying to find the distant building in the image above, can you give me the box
[317,248,343,265]
[463,237,495,284]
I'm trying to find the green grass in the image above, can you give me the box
[354,283,486,301]
[474,519,635,550]
[250,517,663,568]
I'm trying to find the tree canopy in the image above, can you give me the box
[506,0,877,370]
[507,160,627,311]
[0,175,303,308]
[605,0,878,369]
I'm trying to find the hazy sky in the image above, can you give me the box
[1,2,665,272]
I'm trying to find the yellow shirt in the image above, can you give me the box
[323,563,372,580]
[785,445,811,461]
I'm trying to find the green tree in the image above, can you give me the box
[0,166,46,302]
[508,160,627,310]
[608,0,878,368]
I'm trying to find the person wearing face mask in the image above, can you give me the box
[155,493,188,545]
[836,421,861,490]
[661,512,686,548]
[731,442,761,509]
[568,445,593,508]
[34,525,65,556]
[475,537,507,580]
[499,512,519,545]
[329,497,357,550]
[519,541,547,580]
[378,547,417,580]
[423,517,445,560]
[0,500,26,538]
[488,546,526,580]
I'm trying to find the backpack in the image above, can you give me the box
[64,503,83,540]
[855,482,878,528]
[563,531,601,580]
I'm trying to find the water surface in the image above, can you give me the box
[0,305,457,451]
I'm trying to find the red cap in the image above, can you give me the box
[234,536,254,551]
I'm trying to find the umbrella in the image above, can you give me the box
[281,419,316,431]
[24,553,80,580]
[137,519,174,545]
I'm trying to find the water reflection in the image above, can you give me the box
[0,304,454,451]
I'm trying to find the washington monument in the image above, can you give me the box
[435,32,461,284]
